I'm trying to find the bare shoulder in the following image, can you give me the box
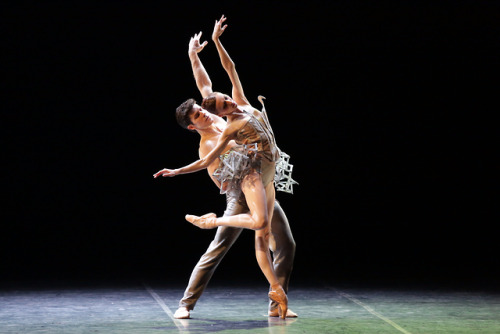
[199,138,217,158]
[225,116,249,135]
[220,120,241,138]
[241,105,261,118]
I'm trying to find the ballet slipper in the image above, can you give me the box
[268,285,288,319]
[173,307,190,319]
[185,213,218,229]
[268,308,298,318]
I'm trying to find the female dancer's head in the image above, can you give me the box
[202,92,237,117]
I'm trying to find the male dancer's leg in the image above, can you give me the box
[178,192,247,312]
[268,200,297,316]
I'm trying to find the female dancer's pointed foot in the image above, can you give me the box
[268,286,288,320]
[268,308,298,318]
[185,213,218,229]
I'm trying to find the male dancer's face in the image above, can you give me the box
[188,104,215,130]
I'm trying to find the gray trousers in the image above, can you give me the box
[179,195,296,311]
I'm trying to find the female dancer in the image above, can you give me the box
[154,15,288,318]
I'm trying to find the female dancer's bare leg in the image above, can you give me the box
[237,172,288,318]
[241,172,277,286]
[241,175,288,319]
[189,171,278,280]
[186,171,272,231]
[185,171,288,318]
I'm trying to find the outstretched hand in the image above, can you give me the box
[189,31,208,54]
[153,168,178,178]
[212,14,228,41]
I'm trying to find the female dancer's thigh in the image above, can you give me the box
[241,170,268,229]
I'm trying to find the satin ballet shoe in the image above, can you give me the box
[268,287,288,319]
[185,213,218,229]
[173,307,190,319]
[268,308,298,318]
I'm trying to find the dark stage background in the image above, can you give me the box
[2,1,497,288]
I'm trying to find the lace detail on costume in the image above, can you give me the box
[213,144,259,195]
[258,96,298,194]
[274,151,299,194]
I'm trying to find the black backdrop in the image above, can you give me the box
[2,1,497,288]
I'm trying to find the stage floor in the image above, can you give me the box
[1,283,499,333]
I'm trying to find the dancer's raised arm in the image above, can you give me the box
[212,15,250,107]
[188,32,213,98]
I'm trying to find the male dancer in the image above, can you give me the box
[171,25,297,319]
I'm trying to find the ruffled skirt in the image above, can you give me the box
[213,144,297,196]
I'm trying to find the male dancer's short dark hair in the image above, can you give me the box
[175,98,197,130]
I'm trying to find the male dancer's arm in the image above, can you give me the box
[188,32,213,98]
[188,32,236,186]
[211,15,250,107]
[154,29,241,179]
[189,31,232,136]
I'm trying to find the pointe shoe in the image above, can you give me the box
[173,306,190,319]
[185,213,218,229]
[268,308,298,318]
[268,287,288,319]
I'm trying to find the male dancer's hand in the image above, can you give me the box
[189,31,208,54]
[153,168,178,178]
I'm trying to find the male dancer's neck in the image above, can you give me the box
[198,124,222,137]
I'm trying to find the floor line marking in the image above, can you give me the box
[335,289,412,334]
[143,284,188,331]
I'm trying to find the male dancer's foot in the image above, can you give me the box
[185,213,218,229]
[174,307,190,319]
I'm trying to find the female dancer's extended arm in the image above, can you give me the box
[212,15,250,107]
[153,127,233,178]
